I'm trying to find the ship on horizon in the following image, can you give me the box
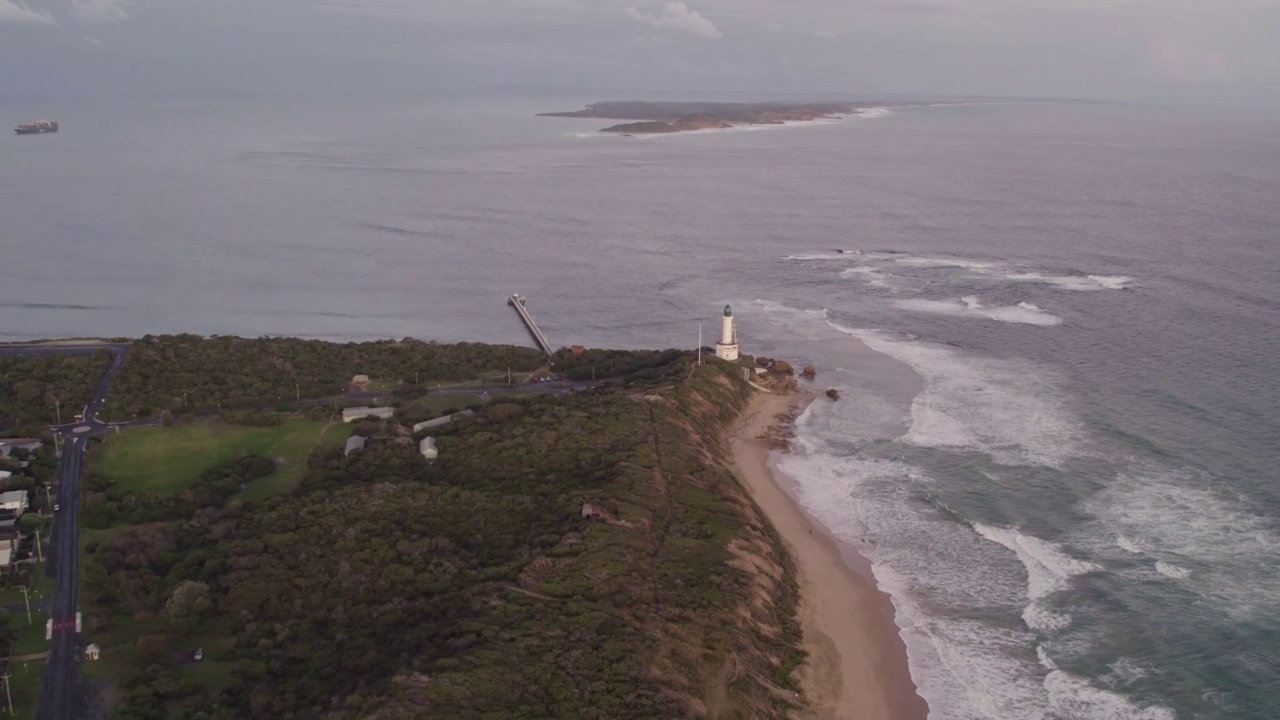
[14,120,58,135]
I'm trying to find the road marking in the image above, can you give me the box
[72,425,91,434]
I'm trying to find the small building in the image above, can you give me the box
[411,410,475,434]
[341,406,394,423]
[344,435,366,457]
[85,643,100,661]
[0,509,17,528]
[581,503,603,520]
[0,470,12,481]
[570,345,585,356]
[419,437,438,461]
[0,490,27,516]
[0,439,41,459]
[0,528,18,569]
[351,374,370,385]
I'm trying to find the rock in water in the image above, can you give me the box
[826,388,840,400]
[772,360,794,375]
[801,365,816,378]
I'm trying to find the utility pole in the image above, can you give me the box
[19,586,31,625]
[53,434,61,461]
[55,398,62,426]
[698,323,703,366]
[2,671,12,716]
[295,380,300,401]
[34,528,41,564]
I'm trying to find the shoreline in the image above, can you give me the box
[729,389,928,720]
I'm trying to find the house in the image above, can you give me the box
[341,406,394,423]
[344,435,366,457]
[0,470,12,481]
[0,439,41,459]
[411,410,474,434]
[0,509,17,528]
[0,528,18,569]
[419,437,438,461]
[0,490,28,516]
[581,503,603,520]
[85,644,100,661]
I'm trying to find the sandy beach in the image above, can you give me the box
[730,389,928,720]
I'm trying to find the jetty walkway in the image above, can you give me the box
[508,294,553,357]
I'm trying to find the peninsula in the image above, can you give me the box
[0,336,924,719]
[540,100,888,134]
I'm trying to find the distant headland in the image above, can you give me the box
[539,100,896,134]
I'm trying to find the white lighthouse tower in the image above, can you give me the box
[715,304,740,361]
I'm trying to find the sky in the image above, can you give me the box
[1,0,1278,104]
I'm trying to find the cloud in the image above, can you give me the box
[0,0,58,25]
[71,0,130,24]
[626,2,722,39]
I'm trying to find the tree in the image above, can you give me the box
[164,581,210,626]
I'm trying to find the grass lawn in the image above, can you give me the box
[8,612,50,656]
[7,657,43,719]
[90,419,353,498]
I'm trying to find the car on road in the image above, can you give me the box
[53,503,60,512]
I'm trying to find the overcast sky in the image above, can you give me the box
[2,0,1277,104]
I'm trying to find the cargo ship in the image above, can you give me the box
[14,120,58,135]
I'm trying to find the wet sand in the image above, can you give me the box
[729,389,928,720]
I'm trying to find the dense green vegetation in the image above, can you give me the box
[81,352,805,719]
[99,336,546,420]
[0,350,112,433]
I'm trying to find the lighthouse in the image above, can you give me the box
[715,305,740,361]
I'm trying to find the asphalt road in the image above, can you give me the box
[20,344,127,720]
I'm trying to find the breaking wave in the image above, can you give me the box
[895,296,1062,326]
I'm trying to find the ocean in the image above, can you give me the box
[3,94,1278,718]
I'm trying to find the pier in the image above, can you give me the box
[508,294,554,358]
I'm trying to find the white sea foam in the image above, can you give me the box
[1087,472,1280,618]
[1087,275,1133,290]
[1102,657,1151,685]
[777,450,1052,719]
[894,296,1062,326]
[1115,535,1143,553]
[1002,272,1133,291]
[839,265,895,289]
[1045,670,1176,720]
[779,377,1180,719]
[1154,561,1191,580]
[751,298,829,320]
[974,524,1100,600]
[831,325,1087,466]
[1023,604,1073,632]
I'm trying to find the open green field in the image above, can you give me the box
[7,610,50,656]
[90,419,353,499]
[6,656,43,718]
